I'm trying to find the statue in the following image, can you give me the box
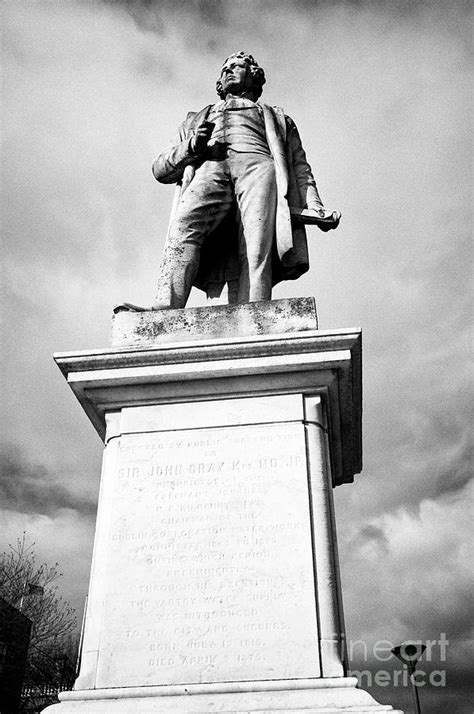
[115,52,340,313]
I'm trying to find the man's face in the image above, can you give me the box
[220,58,254,95]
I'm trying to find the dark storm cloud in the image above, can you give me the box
[106,0,228,32]
[356,524,389,551]
[357,377,474,518]
[0,449,97,519]
[432,449,472,499]
[341,480,474,711]
[401,598,474,644]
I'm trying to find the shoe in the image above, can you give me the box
[113,302,147,314]
[113,302,173,314]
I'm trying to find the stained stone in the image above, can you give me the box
[111,297,317,347]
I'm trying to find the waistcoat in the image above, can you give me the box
[207,97,271,156]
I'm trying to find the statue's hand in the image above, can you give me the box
[294,207,341,231]
[190,121,215,155]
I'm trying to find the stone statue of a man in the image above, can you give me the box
[117,52,340,312]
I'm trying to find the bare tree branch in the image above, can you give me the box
[0,533,78,705]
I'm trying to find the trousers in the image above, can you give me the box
[155,151,277,308]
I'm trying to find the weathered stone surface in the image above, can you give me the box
[111,297,317,347]
[95,402,319,688]
[47,323,402,712]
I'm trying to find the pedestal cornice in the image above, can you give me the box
[54,327,361,485]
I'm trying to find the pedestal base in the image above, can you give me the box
[46,678,402,713]
[50,300,401,714]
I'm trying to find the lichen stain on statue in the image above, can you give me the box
[114,52,340,315]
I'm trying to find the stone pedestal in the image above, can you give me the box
[47,298,402,713]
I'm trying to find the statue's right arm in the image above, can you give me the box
[152,119,200,184]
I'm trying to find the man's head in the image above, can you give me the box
[216,52,266,100]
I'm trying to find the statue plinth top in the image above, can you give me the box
[111,297,318,348]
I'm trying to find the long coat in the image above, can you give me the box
[152,103,324,298]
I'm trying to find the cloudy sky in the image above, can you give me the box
[1,0,472,711]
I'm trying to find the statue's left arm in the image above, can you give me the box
[286,117,325,211]
[286,116,341,230]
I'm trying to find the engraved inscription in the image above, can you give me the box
[96,420,320,687]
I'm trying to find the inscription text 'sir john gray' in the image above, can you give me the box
[97,423,319,688]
